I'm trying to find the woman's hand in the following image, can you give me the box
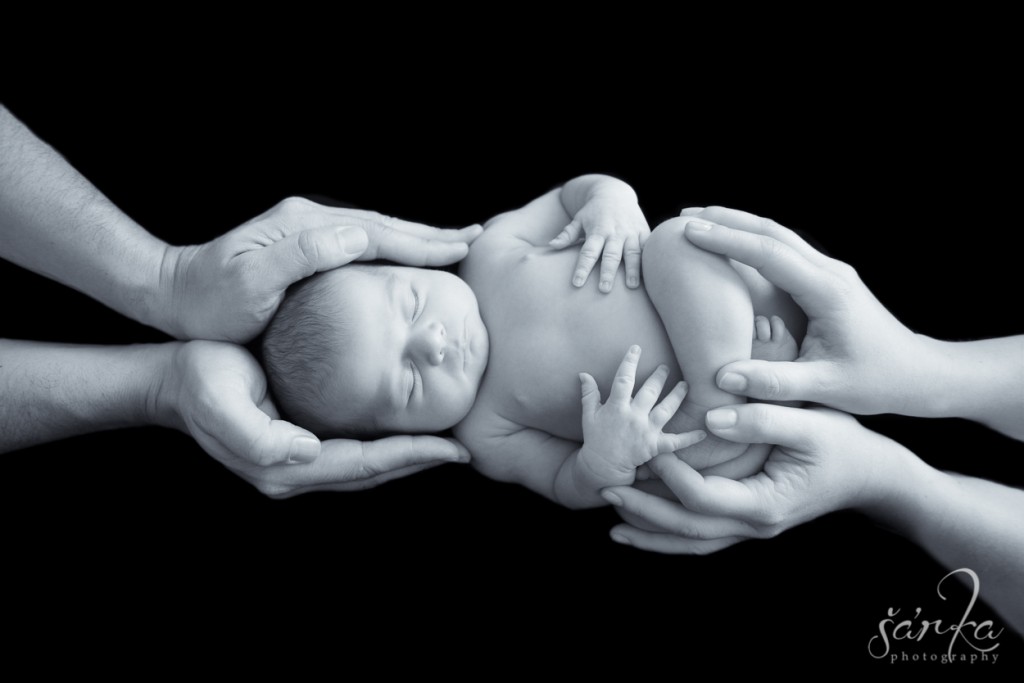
[602,403,912,554]
[679,206,937,416]
[156,341,469,494]
[157,198,482,343]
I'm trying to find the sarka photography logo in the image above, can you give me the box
[868,568,1004,664]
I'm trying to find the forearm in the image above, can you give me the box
[559,174,636,216]
[922,335,1024,440]
[0,107,167,330]
[864,450,1024,634]
[0,339,177,453]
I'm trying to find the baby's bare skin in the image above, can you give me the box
[455,189,803,504]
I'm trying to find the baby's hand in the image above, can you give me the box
[550,182,651,293]
[578,346,705,488]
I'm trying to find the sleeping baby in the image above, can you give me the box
[261,175,804,508]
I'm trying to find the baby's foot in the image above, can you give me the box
[751,315,798,362]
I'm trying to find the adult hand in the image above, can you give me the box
[602,404,909,554]
[157,198,482,343]
[679,206,937,416]
[156,341,469,493]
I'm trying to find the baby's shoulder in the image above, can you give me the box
[453,393,529,478]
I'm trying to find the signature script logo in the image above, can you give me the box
[868,568,1004,663]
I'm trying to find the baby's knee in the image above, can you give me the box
[642,216,708,274]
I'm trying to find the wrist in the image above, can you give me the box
[855,439,946,538]
[144,341,189,431]
[147,243,197,340]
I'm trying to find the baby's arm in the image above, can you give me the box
[642,217,769,472]
[460,348,702,509]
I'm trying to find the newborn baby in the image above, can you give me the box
[262,175,804,508]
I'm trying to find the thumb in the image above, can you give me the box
[704,403,819,454]
[261,226,369,291]
[579,373,602,417]
[716,359,831,404]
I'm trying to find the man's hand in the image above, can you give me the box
[155,341,469,492]
[157,198,482,342]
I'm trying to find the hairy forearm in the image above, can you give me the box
[0,106,167,330]
[0,339,175,453]
[923,336,1024,440]
[865,450,1024,634]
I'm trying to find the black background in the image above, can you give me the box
[2,66,1022,672]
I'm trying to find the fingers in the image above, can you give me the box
[597,237,625,293]
[656,429,707,454]
[321,206,482,243]
[549,219,583,249]
[572,234,606,287]
[754,315,771,342]
[703,403,822,454]
[649,380,688,429]
[610,524,744,555]
[197,390,322,467]
[689,206,827,265]
[239,436,468,498]
[623,233,642,289]
[716,359,832,404]
[261,225,370,291]
[632,364,670,413]
[608,345,641,405]
[647,454,766,521]
[360,218,472,266]
[681,221,834,318]
[579,373,602,418]
[603,485,759,539]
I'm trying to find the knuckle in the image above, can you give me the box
[278,196,311,214]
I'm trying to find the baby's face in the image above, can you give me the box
[326,265,489,433]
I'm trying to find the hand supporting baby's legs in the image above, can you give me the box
[642,218,797,475]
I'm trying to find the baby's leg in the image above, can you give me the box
[642,217,766,472]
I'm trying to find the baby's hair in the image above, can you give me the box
[262,266,385,439]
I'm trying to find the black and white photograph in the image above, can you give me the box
[2,64,1021,673]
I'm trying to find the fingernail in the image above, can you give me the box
[719,372,748,392]
[602,490,623,506]
[686,221,712,232]
[287,436,320,464]
[694,430,708,442]
[627,276,638,288]
[706,408,738,430]
[599,279,611,292]
[610,532,632,546]
[629,345,640,355]
[573,275,585,287]
[339,226,369,255]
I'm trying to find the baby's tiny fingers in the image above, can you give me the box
[633,364,670,413]
[608,345,642,405]
[579,372,603,417]
[649,381,688,429]
[573,234,606,287]
[550,219,582,248]
[624,233,642,289]
[657,429,707,455]
[598,236,625,293]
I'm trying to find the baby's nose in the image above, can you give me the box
[412,322,447,367]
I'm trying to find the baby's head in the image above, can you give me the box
[262,264,489,438]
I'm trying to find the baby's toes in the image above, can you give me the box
[754,315,772,343]
[751,315,799,362]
